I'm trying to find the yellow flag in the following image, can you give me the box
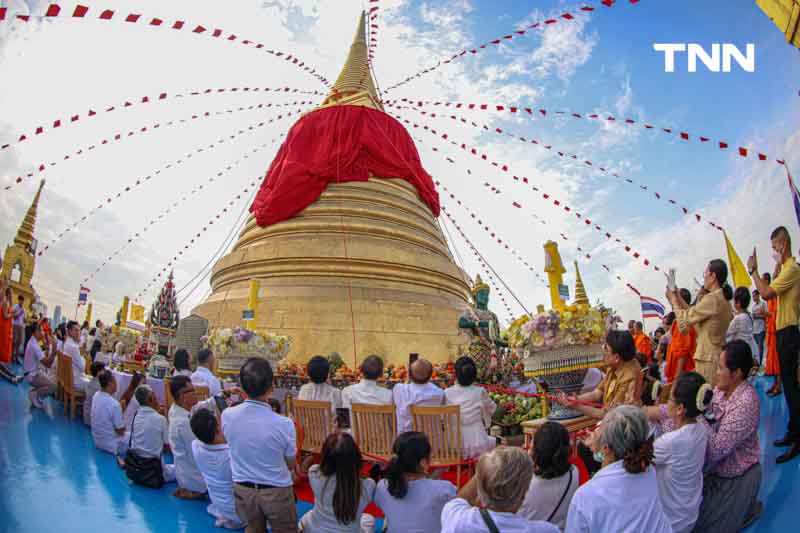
[724,232,752,289]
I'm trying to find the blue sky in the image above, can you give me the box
[0,0,798,329]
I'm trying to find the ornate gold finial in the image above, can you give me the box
[14,179,45,250]
[320,11,383,110]
[544,240,566,311]
[471,274,490,296]
[574,260,589,306]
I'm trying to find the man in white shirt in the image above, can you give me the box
[12,295,26,364]
[751,289,767,366]
[297,355,342,414]
[168,375,209,499]
[91,370,127,457]
[130,385,176,482]
[341,355,393,416]
[191,348,222,397]
[191,407,244,530]
[24,321,56,409]
[222,357,298,533]
[64,320,90,391]
[392,359,445,434]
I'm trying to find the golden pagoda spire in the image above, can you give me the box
[321,11,383,110]
[573,260,589,307]
[14,180,45,250]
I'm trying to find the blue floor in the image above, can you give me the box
[0,368,797,533]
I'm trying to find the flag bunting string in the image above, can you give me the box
[0,86,321,153]
[0,4,330,86]
[383,0,642,93]
[391,103,724,231]
[5,100,310,192]
[39,110,299,256]
[385,98,784,166]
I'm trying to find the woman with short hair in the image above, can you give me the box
[564,406,672,533]
[726,287,759,361]
[299,432,375,532]
[519,422,579,531]
[172,348,192,377]
[374,431,456,532]
[444,356,497,458]
[441,446,559,532]
[298,355,342,413]
[692,340,762,533]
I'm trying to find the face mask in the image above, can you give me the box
[593,450,605,463]
[772,250,783,264]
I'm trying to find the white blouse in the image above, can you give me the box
[298,382,343,413]
[725,312,758,361]
[444,384,496,458]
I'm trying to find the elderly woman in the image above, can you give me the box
[643,372,712,533]
[556,330,641,420]
[444,356,497,458]
[692,340,762,533]
[667,258,733,386]
[440,446,559,532]
[565,406,672,533]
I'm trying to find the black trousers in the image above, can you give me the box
[776,325,800,439]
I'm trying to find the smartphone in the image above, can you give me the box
[336,408,351,429]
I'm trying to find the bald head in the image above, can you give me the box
[409,359,433,384]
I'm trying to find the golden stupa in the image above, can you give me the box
[573,261,589,307]
[192,13,472,366]
[2,180,45,310]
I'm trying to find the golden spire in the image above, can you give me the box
[14,180,44,251]
[471,274,490,296]
[573,260,589,306]
[321,11,383,110]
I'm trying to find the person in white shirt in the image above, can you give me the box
[643,372,712,533]
[519,422,579,531]
[222,357,299,533]
[120,372,146,432]
[173,348,194,377]
[91,369,127,457]
[128,385,176,483]
[374,431,456,533]
[191,348,222,397]
[299,432,376,533]
[12,295,26,364]
[168,375,209,499]
[444,356,496,458]
[24,321,56,409]
[441,446,559,533]
[564,406,672,533]
[191,407,245,530]
[83,362,106,425]
[64,320,91,391]
[341,354,393,417]
[393,359,445,434]
[751,289,767,367]
[298,355,343,414]
[726,287,759,364]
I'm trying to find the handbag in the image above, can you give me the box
[545,467,574,523]
[124,412,165,488]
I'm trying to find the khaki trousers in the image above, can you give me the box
[233,484,297,533]
[695,359,718,387]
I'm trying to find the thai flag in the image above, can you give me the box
[78,286,90,305]
[786,168,800,229]
[640,296,665,320]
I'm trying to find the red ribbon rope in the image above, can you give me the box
[38,110,300,256]
[0,86,322,153]
[6,101,310,192]
[82,135,286,284]
[394,113,663,272]
[386,98,784,166]
[392,103,724,231]
[417,137,646,296]
[0,4,330,86]
[383,0,642,93]
[134,178,262,302]
[478,383,606,409]
[367,0,380,62]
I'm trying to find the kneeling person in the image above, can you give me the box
[91,370,127,457]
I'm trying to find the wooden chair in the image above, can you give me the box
[59,354,85,420]
[411,404,468,486]
[55,352,65,402]
[351,403,396,463]
[292,399,333,454]
[195,385,210,403]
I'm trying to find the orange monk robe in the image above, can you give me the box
[634,333,652,361]
[665,320,697,383]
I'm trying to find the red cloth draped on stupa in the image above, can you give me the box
[250,105,440,227]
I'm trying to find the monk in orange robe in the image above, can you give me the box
[633,321,652,361]
[664,292,698,383]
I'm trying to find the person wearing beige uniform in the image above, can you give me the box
[667,259,733,386]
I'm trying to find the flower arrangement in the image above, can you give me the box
[509,304,619,354]
[203,327,291,361]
